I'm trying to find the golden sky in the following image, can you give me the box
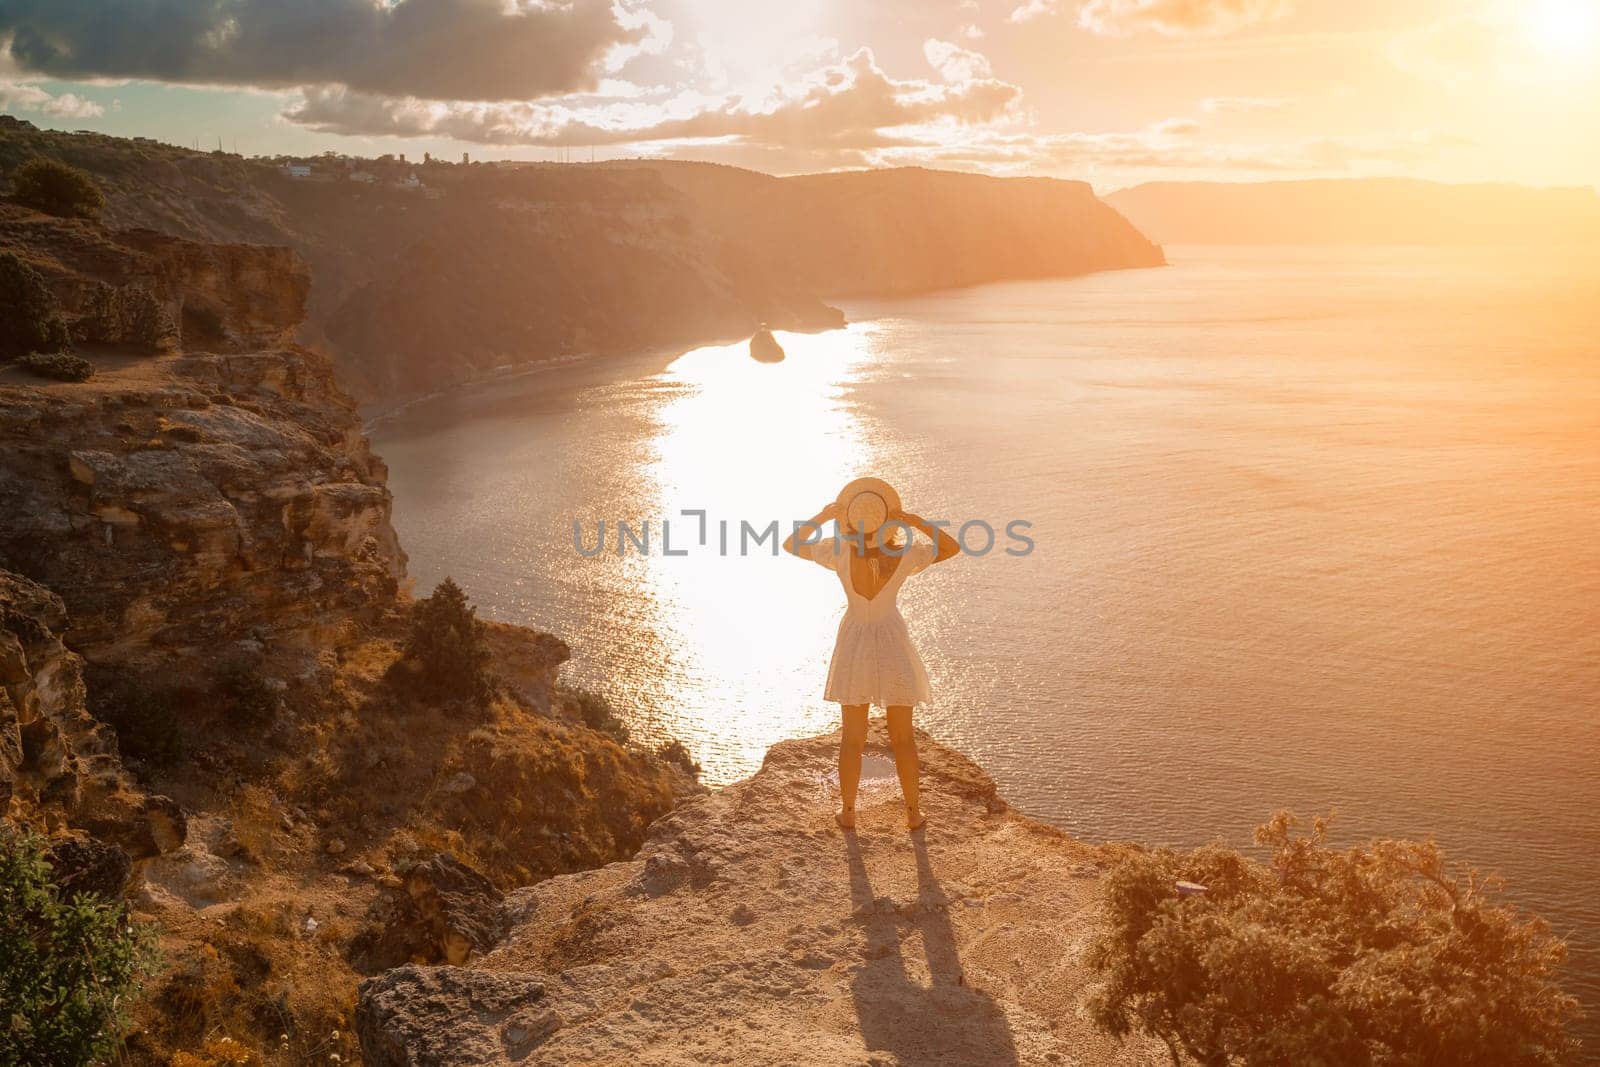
[1,0,1596,190]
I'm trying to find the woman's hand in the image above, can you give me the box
[784,501,838,556]
[891,508,961,563]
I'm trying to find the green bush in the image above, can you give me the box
[562,685,630,744]
[0,828,159,1067]
[0,251,71,356]
[403,577,492,706]
[213,660,281,729]
[15,351,93,382]
[655,738,701,779]
[80,283,179,353]
[10,156,105,220]
[1087,812,1579,1067]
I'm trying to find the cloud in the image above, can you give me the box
[0,79,103,118]
[1009,0,1059,24]
[1201,95,1294,112]
[283,45,1022,154]
[843,118,1469,180]
[0,0,655,101]
[923,39,993,82]
[961,23,986,40]
[1077,0,1292,37]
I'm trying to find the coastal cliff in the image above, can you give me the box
[1,120,1163,402]
[0,202,405,668]
[357,724,1168,1066]
[0,203,697,1065]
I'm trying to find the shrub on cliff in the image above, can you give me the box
[655,738,701,779]
[214,660,281,728]
[0,828,159,1067]
[88,672,187,772]
[561,685,630,744]
[16,351,94,382]
[403,577,492,706]
[0,251,71,356]
[80,282,180,353]
[1087,812,1579,1066]
[9,156,105,220]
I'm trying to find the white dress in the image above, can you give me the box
[796,536,936,707]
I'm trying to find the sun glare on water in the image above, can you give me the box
[635,326,885,779]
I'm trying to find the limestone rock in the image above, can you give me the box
[0,568,185,858]
[356,966,549,1067]
[352,854,508,971]
[0,210,406,674]
[357,726,1170,1066]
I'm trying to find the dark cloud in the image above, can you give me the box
[283,47,1021,151]
[0,0,651,101]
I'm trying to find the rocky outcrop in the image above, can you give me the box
[353,854,511,971]
[0,204,403,670]
[0,567,184,861]
[0,202,306,354]
[357,725,1169,1066]
[0,344,404,668]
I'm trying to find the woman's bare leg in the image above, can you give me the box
[838,704,869,828]
[886,705,923,829]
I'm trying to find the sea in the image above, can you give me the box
[371,245,1600,1043]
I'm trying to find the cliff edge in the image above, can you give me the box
[1,203,698,1065]
[358,722,1168,1066]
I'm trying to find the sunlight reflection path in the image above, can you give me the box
[636,326,883,780]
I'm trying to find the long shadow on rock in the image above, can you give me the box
[846,831,1019,1066]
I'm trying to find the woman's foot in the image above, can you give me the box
[906,808,926,831]
[836,808,856,830]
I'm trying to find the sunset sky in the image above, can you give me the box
[1,0,1597,191]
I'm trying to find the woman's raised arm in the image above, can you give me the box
[895,510,961,564]
[783,501,838,556]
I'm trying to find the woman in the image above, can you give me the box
[782,477,960,830]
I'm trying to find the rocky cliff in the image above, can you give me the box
[1,120,1163,402]
[357,724,1169,1066]
[1,203,697,1066]
[0,203,404,670]
[1,567,185,864]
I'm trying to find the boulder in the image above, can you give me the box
[356,965,550,1067]
[46,834,132,899]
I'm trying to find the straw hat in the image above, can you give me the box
[836,476,901,535]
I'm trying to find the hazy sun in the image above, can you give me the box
[1523,0,1600,61]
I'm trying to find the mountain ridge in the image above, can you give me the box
[1,118,1163,401]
